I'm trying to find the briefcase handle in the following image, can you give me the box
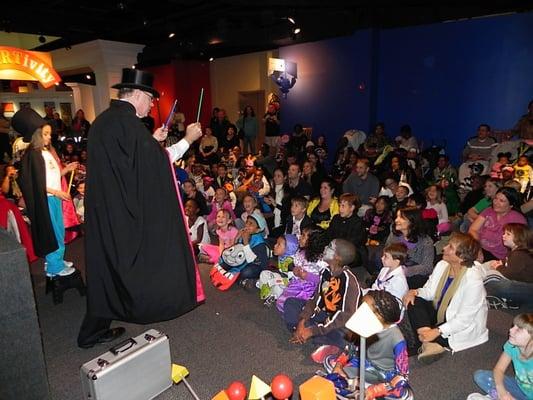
[109,338,137,355]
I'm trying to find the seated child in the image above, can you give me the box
[327,193,366,266]
[363,196,393,274]
[469,313,532,400]
[366,243,409,301]
[478,223,533,310]
[236,194,269,237]
[73,181,85,223]
[206,187,236,230]
[284,239,362,359]
[185,199,209,254]
[257,234,299,306]
[199,209,238,264]
[276,226,329,313]
[210,211,269,290]
[201,175,215,203]
[322,290,412,400]
[490,152,511,180]
[250,168,271,213]
[285,196,314,238]
[514,155,533,193]
[425,185,451,235]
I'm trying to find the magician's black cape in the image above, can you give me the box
[85,100,197,324]
[17,149,58,256]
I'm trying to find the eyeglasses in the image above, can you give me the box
[141,91,154,102]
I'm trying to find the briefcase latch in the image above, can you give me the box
[144,333,156,342]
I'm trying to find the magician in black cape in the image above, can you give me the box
[77,68,203,348]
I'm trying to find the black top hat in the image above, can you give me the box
[11,107,47,143]
[112,68,160,98]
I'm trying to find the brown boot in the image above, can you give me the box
[417,342,447,364]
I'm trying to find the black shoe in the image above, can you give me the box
[46,269,86,305]
[78,327,126,349]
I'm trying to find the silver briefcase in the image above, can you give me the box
[80,329,172,400]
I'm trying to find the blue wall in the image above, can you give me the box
[279,12,533,165]
[279,30,373,147]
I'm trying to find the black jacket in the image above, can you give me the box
[18,149,58,256]
[327,213,367,266]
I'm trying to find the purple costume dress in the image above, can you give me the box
[276,249,326,312]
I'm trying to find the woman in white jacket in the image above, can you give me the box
[403,232,488,363]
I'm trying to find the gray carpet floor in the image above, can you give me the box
[31,238,520,400]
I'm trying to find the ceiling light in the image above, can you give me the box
[293,27,301,34]
[288,17,295,24]
[168,32,175,38]
[131,65,136,69]
[38,35,46,43]
[86,74,91,79]
[209,57,214,62]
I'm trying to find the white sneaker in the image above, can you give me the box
[45,260,74,268]
[46,267,75,277]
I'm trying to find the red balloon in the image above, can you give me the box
[271,374,293,399]
[226,381,246,400]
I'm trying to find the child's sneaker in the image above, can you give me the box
[311,345,341,363]
[46,266,76,278]
[466,393,492,400]
[323,354,338,374]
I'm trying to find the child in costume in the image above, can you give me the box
[284,239,362,361]
[276,226,329,313]
[199,209,238,264]
[257,234,298,306]
[322,290,412,400]
[210,211,269,290]
[468,313,532,400]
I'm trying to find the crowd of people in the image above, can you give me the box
[0,92,532,399]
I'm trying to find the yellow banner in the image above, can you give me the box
[0,46,61,88]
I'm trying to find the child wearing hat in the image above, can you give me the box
[13,108,78,277]
[236,211,269,285]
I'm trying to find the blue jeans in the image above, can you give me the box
[239,263,264,280]
[473,370,528,400]
[485,280,533,308]
[244,136,256,155]
[45,196,66,275]
[283,297,348,348]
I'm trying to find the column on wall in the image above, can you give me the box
[52,40,144,117]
